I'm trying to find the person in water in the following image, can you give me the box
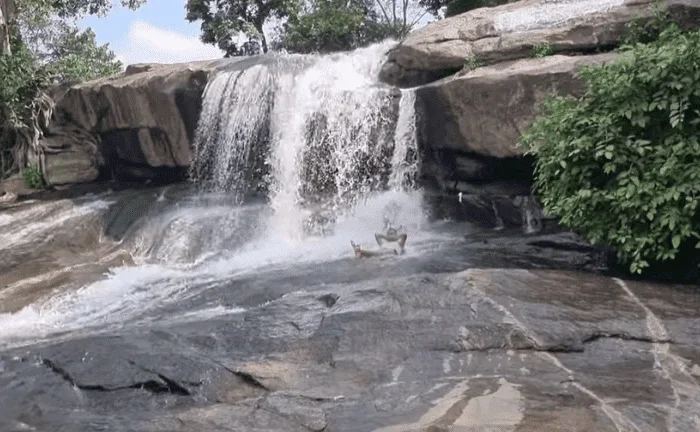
[350,222,408,258]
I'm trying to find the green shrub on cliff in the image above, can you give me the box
[520,24,700,275]
[22,163,43,189]
[531,43,555,58]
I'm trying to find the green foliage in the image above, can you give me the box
[32,0,146,18]
[1,0,129,178]
[45,27,123,82]
[622,1,671,46]
[0,30,43,124]
[276,0,402,54]
[520,25,700,275]
[419,0,509,18]
[531,42,555,58]
[22,163,43,189]
[464,55,484,70]
[185,0,299,55]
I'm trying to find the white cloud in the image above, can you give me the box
[117,20,224,66]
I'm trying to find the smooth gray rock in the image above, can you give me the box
[1,268,699,431]
[381,0,700,87]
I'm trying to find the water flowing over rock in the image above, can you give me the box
[374,0,700,226]
[1,253,699,431]
[190,42,420,238]
[3,1,700,427]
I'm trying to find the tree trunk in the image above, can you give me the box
[0,0,16,55]
[256,23,268,53]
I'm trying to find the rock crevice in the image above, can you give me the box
[40,358,194,396]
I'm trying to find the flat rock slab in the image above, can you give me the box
[1,268,700,431]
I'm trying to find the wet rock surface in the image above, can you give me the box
[2,266,699,431]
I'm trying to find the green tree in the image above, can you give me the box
[419,0,509,18]
[520,24,700,276]
[185,0,299,56]
[276,0,427,54]
[45,0,146,18]
[276,0,397,54]
[45,27,123,81]
[0,0,141,181]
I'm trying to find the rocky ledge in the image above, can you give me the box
[380,0,700,88]
[2,268,699,431]
[39,60,232,186]
[398,0,700,220]
[16,0,700,231]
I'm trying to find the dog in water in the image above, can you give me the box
[350,241,399,258]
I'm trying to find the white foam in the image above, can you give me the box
[0,264,191,347]
[0,198,114,251]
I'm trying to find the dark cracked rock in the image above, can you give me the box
[1,269,700,431]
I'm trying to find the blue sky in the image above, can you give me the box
[77,0,433,67]
[78,0,224,66]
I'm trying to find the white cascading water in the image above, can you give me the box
[190,64,275,197]
[191,40,420,241]
[267,41,400,240]
[390,88,419,191]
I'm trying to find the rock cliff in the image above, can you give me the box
[380,0,700,88]
[40,60,227,186]
[397,0,700,224]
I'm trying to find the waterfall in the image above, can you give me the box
[389,89,419,191]
[190,64,276,199]
[491,199,505,231]
[191,40,421,239]
[520,196,543,234]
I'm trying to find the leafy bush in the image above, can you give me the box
[622,1,671,46]
[22,164,43,189]
[275,0,403,54]
[464,55,484,70]
[531,43,555,58]
[520,25,700,275]
[1,2,124,179]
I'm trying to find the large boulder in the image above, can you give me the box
[414,53,619,225]
[381,0,700,87]
[41,60,228,185]
[416,52,618,160]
